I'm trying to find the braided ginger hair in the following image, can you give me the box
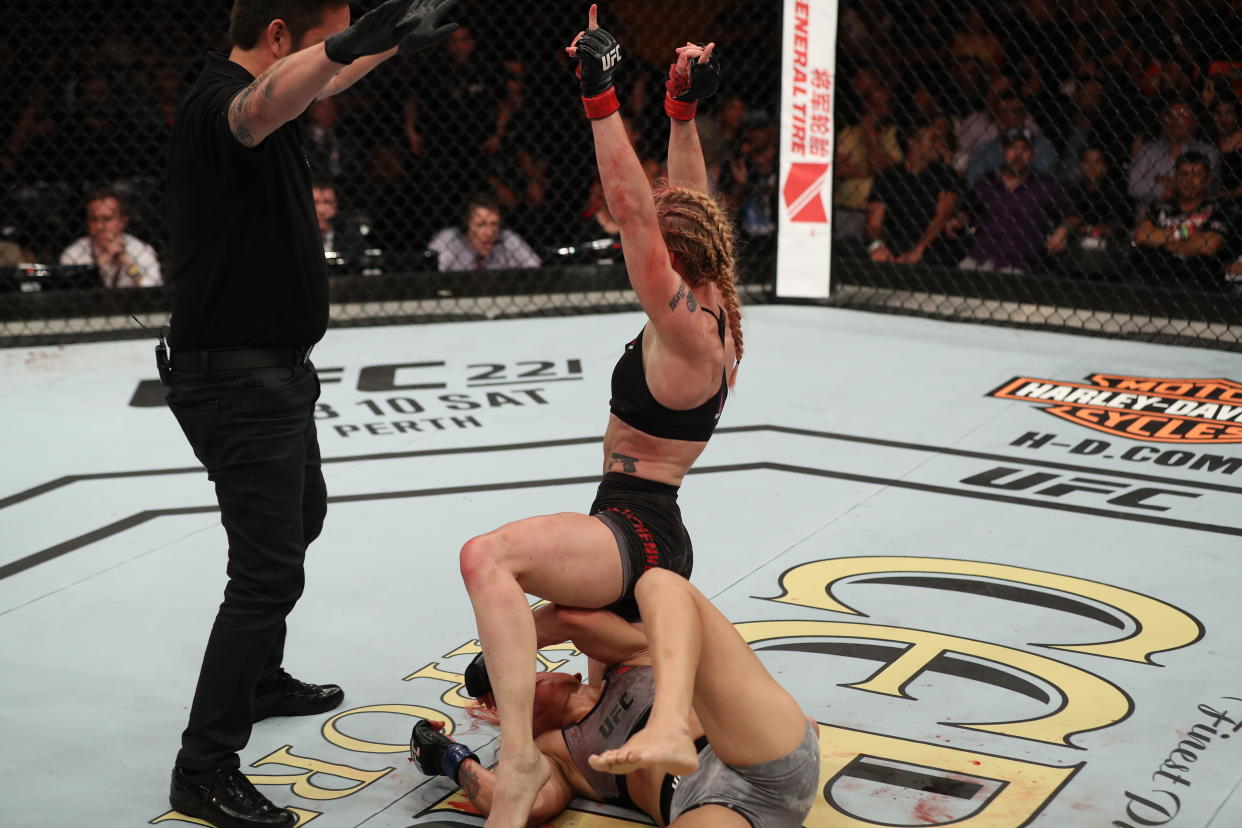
[651,182,744,386]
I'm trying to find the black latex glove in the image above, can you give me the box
[324,0,416,65]
[398,0,460,53]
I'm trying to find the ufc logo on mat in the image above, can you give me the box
[602,46,621,70]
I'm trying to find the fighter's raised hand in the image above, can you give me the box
[665,41,720,120]
[567,4,623,118]
[398,0,460,54]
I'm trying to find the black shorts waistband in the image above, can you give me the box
[599,471,679,496]
[170,346,312,374]
[660,736,710,823]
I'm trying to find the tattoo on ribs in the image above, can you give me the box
[668,282,686,310]
[609,452,640,473]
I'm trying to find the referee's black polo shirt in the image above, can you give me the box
[166,52,328,351]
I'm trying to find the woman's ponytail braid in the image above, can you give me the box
[652,182,744,385]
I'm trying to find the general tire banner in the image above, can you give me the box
[776,0,837,299]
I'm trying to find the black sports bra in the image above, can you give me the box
[609,307,729,442]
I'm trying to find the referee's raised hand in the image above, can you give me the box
[398,0,461,53]
[325,0,456,65]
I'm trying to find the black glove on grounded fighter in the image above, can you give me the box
[410,719,480,782]
[324,0,459,65]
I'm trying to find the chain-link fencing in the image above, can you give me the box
[3,0,1241,351]
[0,0,779,346]
[830,0,1242,350]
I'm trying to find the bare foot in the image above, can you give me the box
[588,724,700,775]
[485,746,549,828]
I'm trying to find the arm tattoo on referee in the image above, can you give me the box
[459,764,482,801]
[609,452,639,473]
[229,83,257,146]
[259,67,277,104]
[668,282,686,310]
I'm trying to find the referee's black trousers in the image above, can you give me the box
[165,362,326,774]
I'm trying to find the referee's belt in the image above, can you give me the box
[170,346,311,374]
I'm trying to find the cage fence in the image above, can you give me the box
[1,0,1240,350]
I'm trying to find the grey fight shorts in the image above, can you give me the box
[663,723,821,826]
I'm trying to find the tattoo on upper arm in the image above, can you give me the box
[668,282,686,310]
[229,83,258,147]
[609,452,639,473]
[259,69,277,103]
[460,764,481,800]
[229,65,277,147]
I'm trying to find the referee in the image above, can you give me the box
[163,2,457,826]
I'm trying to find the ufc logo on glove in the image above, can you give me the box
[602,45,621,70]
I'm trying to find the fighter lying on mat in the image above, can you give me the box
[411,569,821,828]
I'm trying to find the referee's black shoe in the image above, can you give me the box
[253,669,344,722]
[170,768,296,828]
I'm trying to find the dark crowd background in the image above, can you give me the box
[831,0,1242,347]
[1,0,1240,350]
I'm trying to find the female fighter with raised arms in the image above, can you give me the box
[455,7,744,825]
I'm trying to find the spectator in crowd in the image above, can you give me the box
[402,25,504,202]
[481,59,556,242]
[945,56,988,120]
[428,192,540,271]
[312,177,369,262]
[1056,79,1108,182]
[1002,0,1069,90]
[59,186,162,288]
[866,118,962,264]
[303,96,360,182]
[696,94,745,182]
[62,71,160,181]
[954,72,1018,172]
[574,177,621,244]
[962,128,1072,274]
[355,143,428,256]
[0,238,34,267]
[2,80,60,179]
[1133,151,1233,287]
[966,92,1059,186]
[951,7,1003,70]
[1055,146,1131,274]
[1128,96,1221,212]
[722,122,779,251]
[1210,96,1242,201]
[833,85,902,240]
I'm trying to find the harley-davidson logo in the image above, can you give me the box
[987,374,1242,443]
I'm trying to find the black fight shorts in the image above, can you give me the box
[589,472,694,621]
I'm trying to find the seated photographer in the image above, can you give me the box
[59,186,162,288]
[1132,151,1233,289]
[427,192,541,271]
